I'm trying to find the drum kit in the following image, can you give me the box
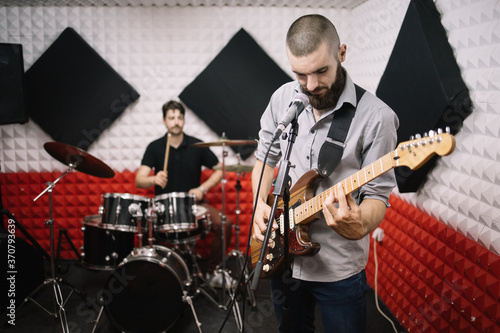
[27,137,257,333]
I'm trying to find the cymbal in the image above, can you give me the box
[44,142,115,178]
[192,139,257,148]
[214,164,253,173]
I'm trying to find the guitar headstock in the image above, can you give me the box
[393,128,456,170]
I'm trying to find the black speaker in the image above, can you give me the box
[1,231,45,312]
[376,0,472,192]
[0,43,28,125]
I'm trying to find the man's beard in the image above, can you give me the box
[302,66,346,111]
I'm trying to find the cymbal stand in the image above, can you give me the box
[19,164,80,333]
[220,139,229,307]
[230,168,257,308]
[213,134,243,331]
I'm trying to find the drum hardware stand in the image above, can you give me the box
[18,165,85,333]
[145,203,159,248]
[229,166,257,308]
[179,240,205,333]
[183,291,203,333]
[129,202,144,248]
[215,135,244,332]
[56,228,82,262]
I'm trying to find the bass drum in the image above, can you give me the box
[103,245,191,333]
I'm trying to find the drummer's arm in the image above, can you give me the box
[190,163,223,201]
[135,165,167,189]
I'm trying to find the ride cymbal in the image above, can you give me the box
[191,139,257,148]
[44,142,115,178]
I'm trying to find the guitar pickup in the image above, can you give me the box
[278,207,296,235]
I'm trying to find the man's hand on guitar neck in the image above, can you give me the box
[323,185,386,240]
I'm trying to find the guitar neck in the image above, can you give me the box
[293,151,395,224]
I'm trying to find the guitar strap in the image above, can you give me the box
[317,84,365,178]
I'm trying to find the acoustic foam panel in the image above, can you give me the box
[376,0,472,193]
[24,27,140,151]
[179,28,292,160]
[0,43,28,125]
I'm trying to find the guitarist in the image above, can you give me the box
[252,14,399,333]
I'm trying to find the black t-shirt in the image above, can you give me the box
[140,133,219,195]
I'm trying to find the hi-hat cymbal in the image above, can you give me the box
[192,139,257,148]
[214,164,253,173]
[44,142,115,178]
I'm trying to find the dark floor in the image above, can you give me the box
[2,251,407,333]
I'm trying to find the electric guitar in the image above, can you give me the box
[250,129,456,278]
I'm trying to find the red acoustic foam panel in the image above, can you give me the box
[1,170,253,262]
[366,195,500,333]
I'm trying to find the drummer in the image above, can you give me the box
[135,100,232,288]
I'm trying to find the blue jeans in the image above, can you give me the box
[270,270,368,333]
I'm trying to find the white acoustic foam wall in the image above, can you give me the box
[348,0,500,255]
[0,5,342,172]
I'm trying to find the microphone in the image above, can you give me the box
[272,93,309,141]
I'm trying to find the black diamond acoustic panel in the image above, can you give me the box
[0,43,28,125]
[179,28,292,160]
[376,0,472,193]
[25,28,140,150]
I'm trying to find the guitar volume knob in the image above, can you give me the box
[266,253,274,261]
[263,264,270,272]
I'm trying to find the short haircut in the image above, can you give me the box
[286,14,341,57]
[162,100,185,118]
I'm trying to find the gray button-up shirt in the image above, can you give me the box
[255,72,399,282]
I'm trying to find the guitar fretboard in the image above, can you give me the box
[293,151,395,224]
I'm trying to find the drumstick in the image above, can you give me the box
[163,133,171,173]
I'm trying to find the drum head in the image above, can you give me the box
[103,259,184,332]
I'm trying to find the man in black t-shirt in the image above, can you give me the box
[136,100,232,287]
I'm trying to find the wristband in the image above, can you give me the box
[199,185,207,194]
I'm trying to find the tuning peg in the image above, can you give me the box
[410,135,415,140]
[429,130,435,137]
[445,126,451,134]
[437,128,443,134]
[415,134,422,139]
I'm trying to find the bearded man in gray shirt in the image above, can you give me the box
[252,14,399,333]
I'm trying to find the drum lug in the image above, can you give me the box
[81,226,85,232]
[105,255,110,262]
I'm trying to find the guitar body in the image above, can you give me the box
[251,169,322,278]
[250,130,456,279]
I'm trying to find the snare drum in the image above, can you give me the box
[100,193,151,232]
[157,205,212,244]
[154,192,197,233]
[103,245,191,332]
[81,215,134,270]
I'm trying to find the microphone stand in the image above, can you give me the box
[251,120,298,333]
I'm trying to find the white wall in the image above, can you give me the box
[1,0,499,254]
